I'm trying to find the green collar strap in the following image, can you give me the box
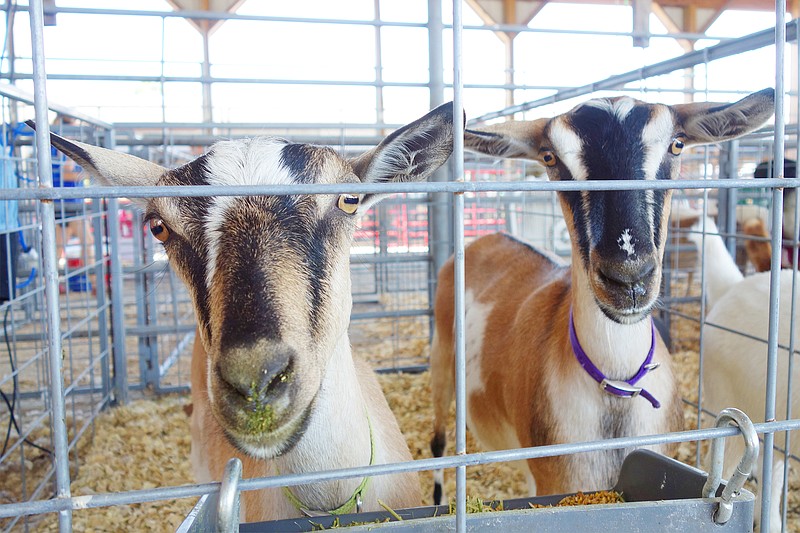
[281,414,375,516]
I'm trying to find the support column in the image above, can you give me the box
[428,0,451,293]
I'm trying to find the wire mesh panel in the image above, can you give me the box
[0,99,116,531]
[0,2,797,533]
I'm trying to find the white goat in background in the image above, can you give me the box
[689,216,799,533]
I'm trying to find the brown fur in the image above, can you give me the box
[742,217,772,273]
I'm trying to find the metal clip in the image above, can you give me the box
[643,362,661,371]
[701,408,759,526]
[217,457,243,533]
[600,378,642,397]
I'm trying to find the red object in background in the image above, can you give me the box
[119,209,133,238]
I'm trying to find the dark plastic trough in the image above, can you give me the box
[177,449,755,532]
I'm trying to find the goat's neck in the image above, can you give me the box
[275,333,371,510]
[699,232,744,310]
[570,264,654,378]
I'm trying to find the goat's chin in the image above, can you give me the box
[595,298,656,325]
[224,399,315,460]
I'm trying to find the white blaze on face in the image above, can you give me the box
[548,118,586,181]
[618,228,636,257]
[202,138,297,289]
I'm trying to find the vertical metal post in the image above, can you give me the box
[92,197,111,405]
[27,0,72,530]
[452,0,466,531]
[144,238,161,388]
[374,0,389,296]
[428,0,451,327]
[107,196,128,405]
[201,19,213,126]
[133,210,149,390]
[720,139,739,257]
[783,26,800,528]
[104,128,129,405]
[632,0,652,48]
[373,0,385,130]
[761,4,786,531]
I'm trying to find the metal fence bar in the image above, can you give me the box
[451,0,466,529]
[760,4,787,530]
[2,420,799,521]
[27,0,72,530]
[0,175,797,201]
[107,197,128,406]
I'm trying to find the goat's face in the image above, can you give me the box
[465,89,774,324]
[40,102,455,457]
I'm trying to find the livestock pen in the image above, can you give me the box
[0,1,797,532]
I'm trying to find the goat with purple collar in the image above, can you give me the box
[429,89,775,503]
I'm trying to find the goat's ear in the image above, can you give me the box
[464,118,548,161]
[673,88,775,146]
[349,102,456,212]
[26,120,166,206]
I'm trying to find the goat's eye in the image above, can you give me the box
[541,150,557,167]
[669,138,685,156]
[149,218,170,242]
[337,194,360,215]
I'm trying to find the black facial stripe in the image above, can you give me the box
[560,191,592,266]
[216,198,286,352]
[163,155,212,186]
[589,189,656,259]
[281,144,328,184]
[213,194,338,350]
[557,104,670,264]
[651,188,667,250]
[155,164,213,337]
[304,220,331,337]
[172,236,212,340]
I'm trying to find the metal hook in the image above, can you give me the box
[701,408,759,525]
[217,457,243,533]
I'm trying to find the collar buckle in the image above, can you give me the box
[600,378,642,397]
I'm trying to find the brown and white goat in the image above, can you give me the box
[429,89,775,502]
[37,103,455,522]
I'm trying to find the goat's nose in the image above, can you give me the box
[217,343,295,403]
[598,257,656,291]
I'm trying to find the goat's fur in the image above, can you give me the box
[693,218,797,533]
[686,217,744,310]
[430,89,774,502]
[742,217,773,273]
[35,103,456,521]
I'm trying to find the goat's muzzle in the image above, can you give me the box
[592,255,660,323]
[210,340,308,455]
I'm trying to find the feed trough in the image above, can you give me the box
[179,408,758,533]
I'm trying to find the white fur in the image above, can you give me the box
[618,229,636,258]
[583,97,635,122]
[640,106,675,180]
[202,139,297,287]
[549,117,587,181]
[463,290,490,399]
[686,217,744,310]
[205,138,294,188]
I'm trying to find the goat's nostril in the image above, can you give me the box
[599,259,656,288]
[217,346,295,403]
[252,358,294,401]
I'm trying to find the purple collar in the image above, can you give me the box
[569,309,661,409]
